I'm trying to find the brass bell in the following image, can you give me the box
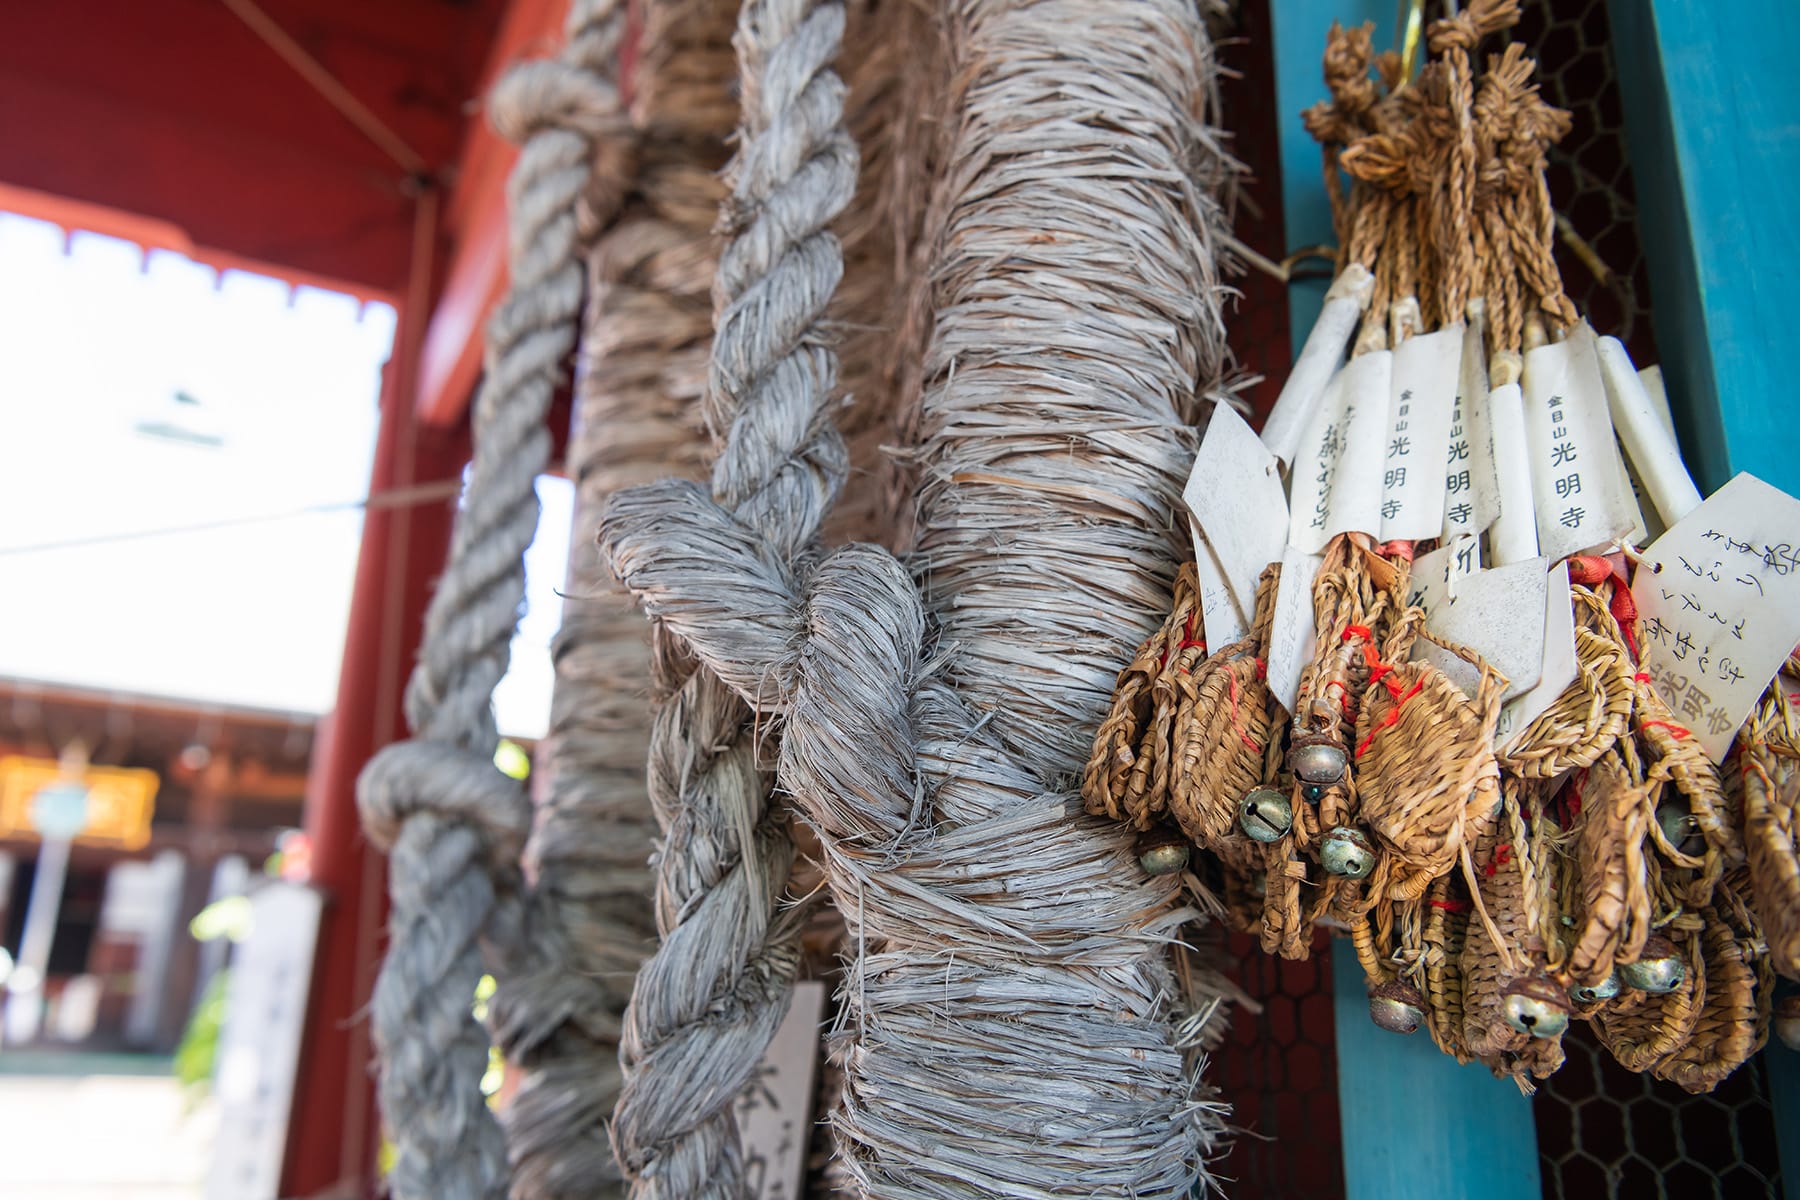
[1502,976,1571,1039]
[1569,972,1621,1005]
[1287,735,1347,787]
[1134,827,1190,877]
[1776,996,1800,1053]
[1238,787,1293,843]
[1321,826,1375,879]
[1618,934,1685,994]
[1654,801,1704,856]
[1368,981,1424,1034]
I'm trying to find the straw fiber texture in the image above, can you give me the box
[484,4,738,1196]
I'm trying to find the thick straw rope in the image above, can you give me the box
[484,3,739,1196]
[606,2,858,1196]
[605,0,1235,1193]
[355,4,629,1198]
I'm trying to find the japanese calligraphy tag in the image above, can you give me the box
[1497,560,1579,749]
[1406,532,1482,615]
[1631,473,1800,761]
[1379,324,1462,541]
[1442,319,1500,539]
[1522,323,1637,560]
[1185,402,1289,619]
[1266,546,1324,715]
[1287,351,1390,554]
[1192,520,1249,647]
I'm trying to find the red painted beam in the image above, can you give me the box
[282,347,468,1198]
[416,0,574,427]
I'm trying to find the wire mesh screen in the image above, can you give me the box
[1510,0,1786,1192]
[1212,931,1346,1200]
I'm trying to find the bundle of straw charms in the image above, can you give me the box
[1078,0,1791,1097]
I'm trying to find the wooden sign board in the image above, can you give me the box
[0,755,159,850]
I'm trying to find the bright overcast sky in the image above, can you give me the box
[0,212,568,738]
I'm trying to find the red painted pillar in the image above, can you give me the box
[281,329,467,1198]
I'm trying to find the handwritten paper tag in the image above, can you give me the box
[1522,323,1637,560]
[1443,321,1499,538]
[1288,352,1390,554]
[1379,325,1462,541]
[1407,533,1482,615]
[1632,473,1800,761]
[1497,560,1578,749]
[1185,403,1289,619]
[1414,556,1550,702]
[1192,521,1249,647]
[1267,547,1324,715]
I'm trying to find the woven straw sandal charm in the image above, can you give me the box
[1739,672,1800,978]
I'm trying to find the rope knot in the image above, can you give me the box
[358,740,532,866]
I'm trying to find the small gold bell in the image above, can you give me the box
[1368,980,1425,1034]
[1238,787,1293,843]
[1569,972,1621,1005]
[1776,996,1800,1053]
[1320,826,1375,878]
[1502,976,1571,1039]
[1618,934,1685,994]
[1287,735,1347,787]
[1654,801,1705,856]
[1134,827,1191,877]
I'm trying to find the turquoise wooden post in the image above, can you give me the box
[1607,2,1800,1191]
[1269,4,1543,1198]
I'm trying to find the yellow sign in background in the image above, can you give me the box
[0,755,159,850]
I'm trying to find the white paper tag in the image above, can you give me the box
[1192,521,1249,648]
[1497,560,1578,749]
[1487,381,1540,565]
[1522,323,1638,560]
[1288,352,1390,554]
[1442,321,1499,539]
[736,980,824,1200]
[1414,557,1550,702]
[1632,473,1800,761]
[1379,325,1462,542]
[1406,534,1483,615]
[1267,546,1324,715]
[1261,264,1374,466]
[1185,403,1289,620]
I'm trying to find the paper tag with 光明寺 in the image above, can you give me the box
[1288,353,1390,554]
[1496,559,1578,749]
[1443,320,1500,539]
[1378,325,1461,542]
[1522,323,1638,560]
[1191,520,1249,648]
[1631,472,1800,761]
[1185,402,1288,621]
[1266,546,1324,715]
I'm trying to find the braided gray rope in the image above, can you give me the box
[355,5,627,1198]
[606,2,858,1197]
[603,0,1234,1193]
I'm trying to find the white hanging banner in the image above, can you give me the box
[1522,323,1638,560]
[1632,473,1800,762]
[1378,324,1462,542]
[1288,351,1390,554]
[1442,320,1499,539]
[1185,402,1289,620]
[1261,264,1374,466]
[1267,546,1324,715]
[1497,560,1579,749]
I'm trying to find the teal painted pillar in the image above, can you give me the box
[1607,5,1800,1193]
[1607,0,1800,499]
[1269,4,1543,1198]
[1331,952,1544,1200]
